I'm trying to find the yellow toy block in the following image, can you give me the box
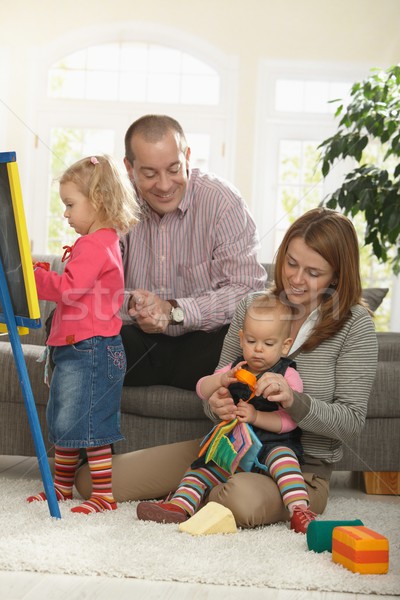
[332,526,389,574]
[179,502,237,536]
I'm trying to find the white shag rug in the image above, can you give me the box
[0,477,399,595]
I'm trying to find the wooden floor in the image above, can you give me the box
[0,456,399,600]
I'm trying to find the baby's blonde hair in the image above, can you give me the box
[245,291,293,339]
[59,155,140,233]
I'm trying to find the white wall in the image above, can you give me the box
[1,0,399,205]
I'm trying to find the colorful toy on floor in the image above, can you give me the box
[307,519,364,553]
[332,525,389,574]
[178,502,237,536]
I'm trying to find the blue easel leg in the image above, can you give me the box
[0,261,61,519]
[10,335,61,519]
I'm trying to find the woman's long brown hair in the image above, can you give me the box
[273,207,364,352]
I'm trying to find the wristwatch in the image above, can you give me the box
[167,300,184,324]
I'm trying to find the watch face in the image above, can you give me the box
[172,307,184,323]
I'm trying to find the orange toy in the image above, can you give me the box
[332,526,389,574]
[198,368,257,458]
[234,368,257,395]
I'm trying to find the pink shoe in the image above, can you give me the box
[137,500,188,524]
[290,505,317,534]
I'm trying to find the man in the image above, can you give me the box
[120,114,266,390]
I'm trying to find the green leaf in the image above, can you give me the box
[365,229,377,245]
[372,237,382,259]
[334,104,343,117]
[326,196,338,209]
[378,169,389,185]
[354,135,369,160]
[322,160,330,177]
[358,188,374,210]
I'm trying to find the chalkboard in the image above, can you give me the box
[0,151,41,332]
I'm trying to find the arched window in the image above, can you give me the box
[48,42,220,105]
[30,28,237,254]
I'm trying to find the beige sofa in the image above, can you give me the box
[1,255,399,479]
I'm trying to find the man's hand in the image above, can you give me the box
[128,290,172,334]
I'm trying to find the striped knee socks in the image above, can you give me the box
[265,446,309,514]
[27,446,80,503]
[168,463,230,516]
[71,444,116,514]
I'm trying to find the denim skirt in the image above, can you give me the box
[47,335,126,448]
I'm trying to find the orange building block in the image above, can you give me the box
[332,526,389,574]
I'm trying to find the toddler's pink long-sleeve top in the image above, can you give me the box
[34,228,124,346]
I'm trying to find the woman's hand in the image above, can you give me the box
[255,373,294,409]
[208,387,237,421]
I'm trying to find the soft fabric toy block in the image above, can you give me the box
[179,502,237,536]
[332,526,389,574]
[197,369,260,474]
[307,519,364,553]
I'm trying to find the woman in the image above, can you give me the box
[75,208,378,528]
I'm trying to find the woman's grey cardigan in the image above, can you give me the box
[203,293,378,479]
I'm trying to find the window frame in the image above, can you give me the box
[253,59,372,261]
[28,23,238,254]
[253,59,398,331]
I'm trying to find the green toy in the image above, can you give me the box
[307,519,364,553]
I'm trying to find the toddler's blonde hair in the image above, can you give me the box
[60,155,140,233]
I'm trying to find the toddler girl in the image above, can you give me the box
[27,155,139,514]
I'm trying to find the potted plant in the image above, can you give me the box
[318,64,400,275]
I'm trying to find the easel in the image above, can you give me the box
[0,259,60,518]
[0,152,60,519]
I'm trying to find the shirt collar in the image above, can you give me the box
[174,166,194,217]
[289,307,320,355]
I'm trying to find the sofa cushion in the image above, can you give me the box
[121,385,206,419]
[377,332,400,361]
[0,341,49,408]
[362,288,388,312]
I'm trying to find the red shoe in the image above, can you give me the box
[290,505,317,534]
[136,500,188,524]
